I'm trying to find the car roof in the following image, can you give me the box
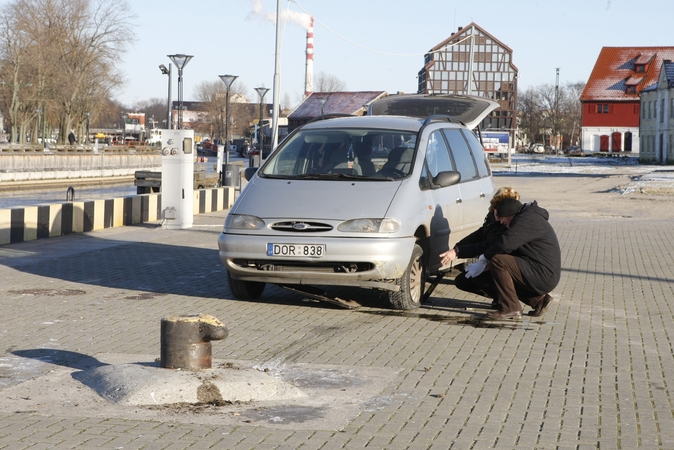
[300,115,425,132]
[367,94,499,129]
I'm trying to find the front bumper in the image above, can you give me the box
[218,232,416,291]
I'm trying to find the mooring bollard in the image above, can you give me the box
[160,314,228,370]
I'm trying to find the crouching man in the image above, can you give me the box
[481,198,561,319]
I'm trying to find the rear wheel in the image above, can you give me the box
[388,244,425,310]
[227,271,265,299]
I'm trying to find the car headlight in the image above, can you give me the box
[337,218,400,233]
[224,214,265,231]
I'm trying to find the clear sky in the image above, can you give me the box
[120,0,672,108]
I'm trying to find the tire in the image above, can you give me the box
[388,244,425,310]
[227,270,265,299]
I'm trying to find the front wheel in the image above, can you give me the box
[227,270,265,299]
[388,244,425,310]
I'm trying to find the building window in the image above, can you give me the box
[661,99,665,123]
[636,64,645,73]
[626,86,636,94]
[596,104,609,114]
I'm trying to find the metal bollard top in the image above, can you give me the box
[161,313,228,342]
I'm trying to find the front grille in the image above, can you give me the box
[232,260,373,273]
[270,221,333,232]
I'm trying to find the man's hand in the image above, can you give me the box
[440,248,457,266]
[465,255,488,278]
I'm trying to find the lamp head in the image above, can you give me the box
[219,75,238,88]
[167,54,193,71]
[255,87,270,99]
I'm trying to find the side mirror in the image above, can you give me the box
[432,171,461,188]
[244,167,258,181]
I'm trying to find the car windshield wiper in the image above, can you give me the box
[358,175,396,181]
[293,173,362,180]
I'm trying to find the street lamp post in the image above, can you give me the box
[218,74,238,186]
[159,63,173,129]
[121,114,127,145]
[35,108,41,145]
[85,112,91,145]
[254,87,269,161]
[167,54,193,129]
[317,96,328,116]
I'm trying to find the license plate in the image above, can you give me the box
[267,243,325,258]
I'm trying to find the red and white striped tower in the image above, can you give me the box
[304,17,314,98]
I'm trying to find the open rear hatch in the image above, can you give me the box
[367,94,499,129]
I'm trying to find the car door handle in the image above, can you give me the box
[456,198,463,204]
[480,192,486,198]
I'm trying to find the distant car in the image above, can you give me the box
[238,144,253,157]
[218,93,499,310]
[248,146,271,158]
[525,143,545,154]
[565,146,585,156]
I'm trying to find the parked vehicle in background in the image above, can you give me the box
[217,94,499,310]
[238,144,252,157]
[528,143,545,154]
[565,146,586,156]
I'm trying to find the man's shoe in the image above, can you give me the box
[528,294,552,317]
[486,310,522,320]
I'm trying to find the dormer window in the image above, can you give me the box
[625,75,643,94]
[634,53,654,73]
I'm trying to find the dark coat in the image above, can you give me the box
[455,210,508,259]
[68,132,76,145]
[483,201,561,295]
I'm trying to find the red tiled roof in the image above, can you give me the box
[625,76,644,86]
[580,47,674,102]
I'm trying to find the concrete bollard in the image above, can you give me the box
[160,314,228,370]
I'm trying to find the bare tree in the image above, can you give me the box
[314,71,346,92]
[194,79,251,140]
[0,0,135,144]
[0,3,35,143]
[517,81,585,151]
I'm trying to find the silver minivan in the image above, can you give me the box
[218,94,499,310]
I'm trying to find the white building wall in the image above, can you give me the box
[581,126,640,153]
[639,68,674,164]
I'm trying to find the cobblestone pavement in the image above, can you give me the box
[0,172,673,449]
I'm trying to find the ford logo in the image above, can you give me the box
[292,223,309,230]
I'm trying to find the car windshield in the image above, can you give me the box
[259,128,417,180]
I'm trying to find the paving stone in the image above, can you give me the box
[1,176,674,448]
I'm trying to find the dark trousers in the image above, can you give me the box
[455,271,496,299]
[490,254,547,313]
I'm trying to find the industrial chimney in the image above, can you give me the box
[304,17,314,98]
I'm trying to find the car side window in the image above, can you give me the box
[443,129,477,181]
[462,130,491,178]
[420,131,454,190]
[425,130,454,177]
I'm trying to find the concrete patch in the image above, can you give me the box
[0,353,400,430]
[72,362,306,405]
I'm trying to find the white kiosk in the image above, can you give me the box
[160,129,194,229]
